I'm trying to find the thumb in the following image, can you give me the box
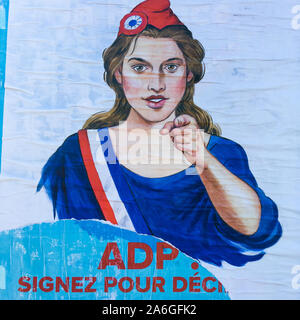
[174,114,197,128]
[159,121,175,135]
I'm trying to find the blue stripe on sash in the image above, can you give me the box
[98,127,151,235]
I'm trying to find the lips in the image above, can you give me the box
[144,95,169,109]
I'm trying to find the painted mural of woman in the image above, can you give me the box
[37,0,282,267]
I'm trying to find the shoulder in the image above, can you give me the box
[42,131,83,169]
[59,132,81,151]
[51,128,109,158]
[37,131,88,190]
[57,130,96,154]
[208,134,249,162]
[209,134,244,148]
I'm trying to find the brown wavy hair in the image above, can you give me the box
[83,25,221,135]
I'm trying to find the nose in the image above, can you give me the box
[147,72,166,93]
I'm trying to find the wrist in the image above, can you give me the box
[196,148,217,175]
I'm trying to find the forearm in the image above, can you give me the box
[196,150,261,236]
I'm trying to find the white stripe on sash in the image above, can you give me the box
[86,130,136,231]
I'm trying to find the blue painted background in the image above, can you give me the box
[0,0,9,173]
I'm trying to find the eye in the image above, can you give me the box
[132,64,148,73]
[164,64,179,73]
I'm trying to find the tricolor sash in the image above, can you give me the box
[78,128,151,235]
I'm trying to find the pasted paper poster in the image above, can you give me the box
[0,0,300,302]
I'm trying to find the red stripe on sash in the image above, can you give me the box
[78,129,118,225]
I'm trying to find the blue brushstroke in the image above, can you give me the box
[0,220,229,300]
[0,0,9,173]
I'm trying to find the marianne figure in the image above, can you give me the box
[38,0,282,267]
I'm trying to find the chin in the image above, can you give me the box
[142,111,173,124]
[130,103,176,125]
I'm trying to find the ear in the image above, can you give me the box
[187,70,194,83]
[114,68,122,85]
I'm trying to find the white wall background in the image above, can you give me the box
[0,0,300,299]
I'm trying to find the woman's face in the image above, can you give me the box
[115,36,193,123]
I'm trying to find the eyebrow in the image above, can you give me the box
[127,57,184,64]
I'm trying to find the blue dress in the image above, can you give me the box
[37,128,282,267]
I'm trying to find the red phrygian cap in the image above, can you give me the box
[118,0,184,36]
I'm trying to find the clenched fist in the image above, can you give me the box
[160,114,206,170]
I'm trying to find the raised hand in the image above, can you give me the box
[160,114,205,169]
